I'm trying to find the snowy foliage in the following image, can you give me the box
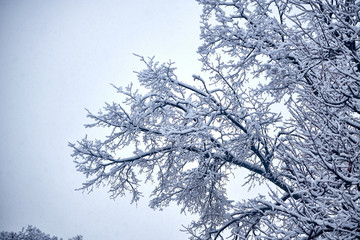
[70,0,360,239]
[0,226,83,240]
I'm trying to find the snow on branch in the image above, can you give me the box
[71,0,360,239]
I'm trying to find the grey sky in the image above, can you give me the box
[0,1,202,239]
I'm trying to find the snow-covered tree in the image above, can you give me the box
[0,225,83,240]
[70,0,360,239]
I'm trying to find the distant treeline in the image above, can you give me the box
[0,225,82,240]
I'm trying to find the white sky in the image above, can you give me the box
[0,1,203,239]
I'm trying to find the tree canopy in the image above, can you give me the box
[70,0,360,239]
[0,226,82,240]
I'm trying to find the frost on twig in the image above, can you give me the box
[71,0,360,239]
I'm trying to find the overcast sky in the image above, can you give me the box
[0,1,203,239]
